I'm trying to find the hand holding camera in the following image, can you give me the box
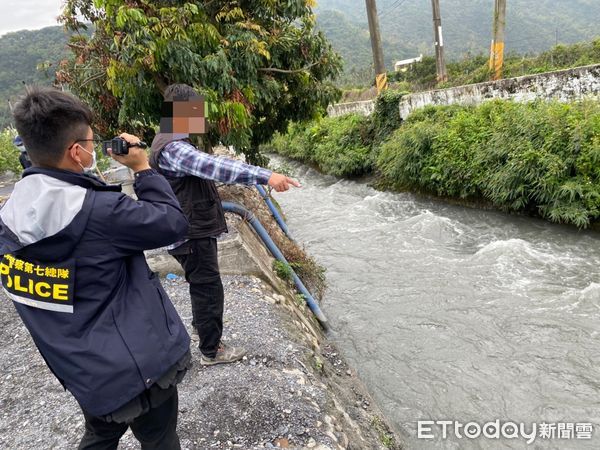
[104,133,151,173]
[102,137,147,156]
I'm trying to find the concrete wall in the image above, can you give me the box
[326,64,600,120]
[327,99,375,117]
[398,63,600,120]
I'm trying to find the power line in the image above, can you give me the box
[505,30,593,49]
[378,0,410,20]
[505,21,598,45]
[379,0,405,16]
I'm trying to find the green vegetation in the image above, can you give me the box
[370,90,407,145]
[389,39,600,92]
[267,91,408,177]
[294,293,306,307]
[378,100,600,228]
[370,416,397,449]
[268,114,373,177]
[267,38,600,229]
[268,97,600,229]
[0,26,81,130]
[315,0,600,86]
[2,2,598,131]
[0,129,21,175]
[315,10,384,86]
[272,260,293,283]
[312,354,324,373]
[60,0,342,165]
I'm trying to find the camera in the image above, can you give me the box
[102,137,147,156]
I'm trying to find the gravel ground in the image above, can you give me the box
[0,168,398,449]
[0,270,395,449]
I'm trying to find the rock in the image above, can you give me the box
[325,431,338,443]
[274,437,289,448]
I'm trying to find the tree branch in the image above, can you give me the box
[79,72,105,87]
[258,61,319,74]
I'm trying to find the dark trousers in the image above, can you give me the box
[173,238,224,358]
[78,386,180,450]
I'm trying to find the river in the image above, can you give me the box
[270,156,600,449]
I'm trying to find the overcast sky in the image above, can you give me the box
[0,0,64,37]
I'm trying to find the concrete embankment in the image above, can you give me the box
[0,181,399,449]
[327,63,600,119]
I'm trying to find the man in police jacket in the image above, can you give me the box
[0,87,190,449]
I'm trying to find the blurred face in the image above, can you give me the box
[160,95,206,135]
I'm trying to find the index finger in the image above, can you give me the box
[287,177,302,188]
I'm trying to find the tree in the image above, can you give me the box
[0,26,78,130]
[59,0,342,164]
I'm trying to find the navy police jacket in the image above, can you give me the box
[0,167,190,416]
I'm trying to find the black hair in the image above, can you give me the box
[12,87,93,167]
[163,84,200,102]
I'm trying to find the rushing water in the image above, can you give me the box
[270,156,600,449]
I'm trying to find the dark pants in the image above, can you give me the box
[173,238,224,358]
[78,386,180,450]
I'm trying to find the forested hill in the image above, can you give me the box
[0,26,72,129]
[315,0,600,82]
[0,1,599,128]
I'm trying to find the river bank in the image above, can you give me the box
[0,270,395,449]
[0,179,399,449]
[268,155,600,449]
[267,97,600,230]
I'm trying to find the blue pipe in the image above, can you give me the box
[256,185,294,241]
[222,201,329,330]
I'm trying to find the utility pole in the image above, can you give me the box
[431,0,448,82]
[365,0,387,93]
[489,0,506,81]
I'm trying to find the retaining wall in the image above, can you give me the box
[326,64,600,120]
[398,63,600,119]
[327,99,375,118]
